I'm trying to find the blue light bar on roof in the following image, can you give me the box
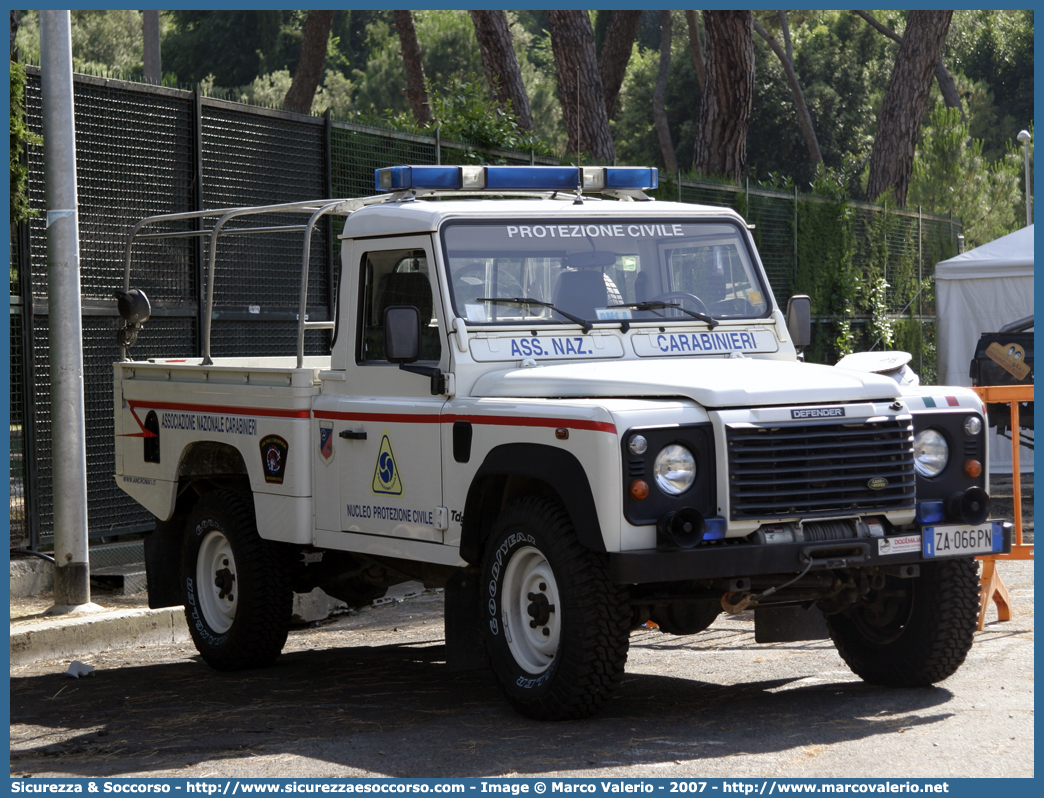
[374,165,658,193]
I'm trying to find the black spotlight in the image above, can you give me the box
[657,508,705,549]
[945,487,990,526]
[114,288,151,352]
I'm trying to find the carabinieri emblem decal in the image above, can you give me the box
[318,421,335,465]
[260,434,289,484]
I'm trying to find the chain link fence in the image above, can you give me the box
[9,68,961,551]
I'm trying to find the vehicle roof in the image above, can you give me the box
[338,197,746,239]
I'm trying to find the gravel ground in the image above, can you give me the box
[10,478,1032,779]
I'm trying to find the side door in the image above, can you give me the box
[324,236,448,543]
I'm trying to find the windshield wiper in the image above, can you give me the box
[476,297,593,333]
[607,301,719,329]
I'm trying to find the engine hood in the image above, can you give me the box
[469,357,901,407]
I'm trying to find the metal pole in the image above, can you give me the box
[40,11,93,611]
[142,10,161,83]
[1017,130,1032,226]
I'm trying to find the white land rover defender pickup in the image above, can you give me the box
[114,165,1010,720]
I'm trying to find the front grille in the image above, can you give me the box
[727,417,915,520]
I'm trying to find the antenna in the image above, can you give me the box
[576,65,581,168]
[575,65,583,201]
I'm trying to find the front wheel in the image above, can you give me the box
[480,498,631,720]
[826,558,980,687]
[182,490,291,671]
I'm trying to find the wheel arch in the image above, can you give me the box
[143,442,252,609]
[459,443,605,565]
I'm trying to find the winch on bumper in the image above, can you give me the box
[609,519,1013,584]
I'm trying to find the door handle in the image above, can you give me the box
[339,430,367,440]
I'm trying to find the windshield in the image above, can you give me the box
[442,219,770,326]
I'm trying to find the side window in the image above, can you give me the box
[358,249,442,363]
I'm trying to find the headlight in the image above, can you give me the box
[963,416,983,436]
[914,429,949,477]
[653,444,696,495]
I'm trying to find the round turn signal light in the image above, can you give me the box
[963,459,982,478]
[630,480,649,500]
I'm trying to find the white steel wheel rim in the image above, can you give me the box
[196,529,238,634]
[502,545,561,674]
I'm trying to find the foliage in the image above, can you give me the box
[944,10,1034,161]
[348,11,483,118]
[794,167,857,365]
[363,74,556,160]
[10,61,40,225]
[612,12,700,173]
[907,105,1025,247]
[325,10,561,156]
[162,11,290,88]
[15,10,176,83]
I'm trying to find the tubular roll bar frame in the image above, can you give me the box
[122,194,393,367]
[122,187,647,368]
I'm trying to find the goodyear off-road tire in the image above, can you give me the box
[826,557,979,687]
[182,489,291,671]
[480,497,630,720]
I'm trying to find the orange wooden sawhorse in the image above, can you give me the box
[972,384,1034,630]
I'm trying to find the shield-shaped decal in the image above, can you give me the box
[319,421,335,465]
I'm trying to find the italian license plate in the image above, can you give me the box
[922,522,1003,558]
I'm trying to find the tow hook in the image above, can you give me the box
[721,591,757,614]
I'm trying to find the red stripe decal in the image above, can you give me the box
[312,411,442,424]
[127,400,310,419]
[946,396,960,406]
[446,414,616,434]
[312,410,615,434]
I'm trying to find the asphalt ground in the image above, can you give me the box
[9,477,1032,779]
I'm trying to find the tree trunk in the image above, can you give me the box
[598,10,642,119]
[393,10,432,125]
[469,10,532,131]
[865,11,953,207]
[547,10,614,163]
[692,11,754,182]
[653,11,678,176]
[283,10,333,114]
[853,10,965,123]
[752,16,821,167]
[11,9,18,57]
[684,11,706,93]
[142,10,161,83]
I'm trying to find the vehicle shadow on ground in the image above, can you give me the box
[10,640,957,778]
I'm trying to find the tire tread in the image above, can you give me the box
[183,489,291,671]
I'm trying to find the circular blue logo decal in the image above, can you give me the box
[378,451,395,484]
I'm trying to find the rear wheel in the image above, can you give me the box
[182,490,291,671]
[826,558,979,687]
[480,497,630,720]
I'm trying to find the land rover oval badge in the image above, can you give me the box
[868,477,889,490]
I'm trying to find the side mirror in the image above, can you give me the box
[786,295,811,350]
[383,305,421,363]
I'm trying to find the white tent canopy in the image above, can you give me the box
[935,224,1033,471]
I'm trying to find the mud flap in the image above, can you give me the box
[444,566,490,671]
[754,605,830,643]
[143,518,184,609]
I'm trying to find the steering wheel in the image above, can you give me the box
[453,263,525,306]
[647,291,709,315]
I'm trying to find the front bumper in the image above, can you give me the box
[609,521,1013,585]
